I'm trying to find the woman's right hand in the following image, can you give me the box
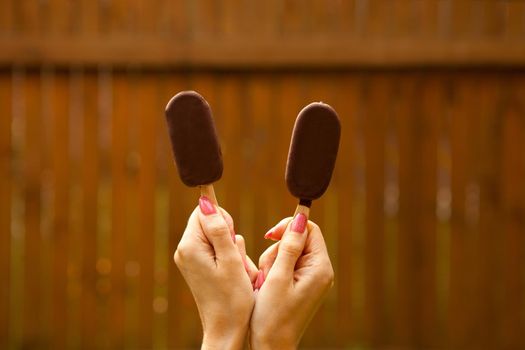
[250,214,335,350]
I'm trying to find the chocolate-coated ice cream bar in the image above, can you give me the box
[285,102,340,217]
[165,91,222,203]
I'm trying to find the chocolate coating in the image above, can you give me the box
[285,102,341,201]
[165,91,223,187]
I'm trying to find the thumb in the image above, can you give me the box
[198,196,237,260]
[270,211,309,280]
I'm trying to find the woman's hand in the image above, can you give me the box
[174,196,258,350]
[250,214,335,350]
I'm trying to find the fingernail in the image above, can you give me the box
[260,270,265,286]
[199,196,216,215]
[264,229,273,240]
[232,232,236,243]
[242,255,249,272]
[254,270,264,290]
[291,213,307,233]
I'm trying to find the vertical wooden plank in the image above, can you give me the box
[137,73,157,349]
[396,74,417,347]
[108,0,130,34]
[48,0,72,34]
[276,74,304,219]
[215,74,242,227]
[137,0,159,33]
[23,71,43,347]
[123,72,140,350]
[64,69,84,350]
[450,0,474,37]
[363,74,387,347]
[110,72,127,349]
[50,72,70,350]
[503,1,525,39]
[500,78,525,349]
[417,0,439,37]
[415,76,439,347]
[0,71,12,349]
[161,0,189,38]
[383,75,399,346]
[23,73,42,345]
[81,71,99,349]
[434,74,451,348]
[481,0,505,37]
[151,72,171,350]
[219,0,240,37]
[80,0,100,34]
[366,0,392,37]
[475,75,503,348]
[0,0,14,33]
[334,73,357,347]
[448,78,476,348]
[192,0,220,39]
[245,74,273,258]
[280,0,308,35]
[335,0,357,35]
[307,0,340,37]
[17,0,43,33]
[95,68,113,349]
[388,0,418,37]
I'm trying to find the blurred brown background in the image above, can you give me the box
[1,0,525,349]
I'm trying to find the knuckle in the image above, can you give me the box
[317,265,335,288]
[308,221,321,232]
[279,240,303,258]
[207,221,230,238]
[174,242,193,264]
[173,249,183,267]
[235,234,245,244]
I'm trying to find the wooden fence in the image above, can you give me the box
[1,1,525,349]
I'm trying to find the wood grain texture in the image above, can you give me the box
[333,74,357,347]
[2,37,524,67]
[50,71,69,350]
[81,72,99,349]
[22,71,43,347]
[2,5,525,346]
[475,76,503,348]
[500,78,525,349]
[137,73,157,349]
[0,72,12,350]
[363,74,387,347]
[448,78,476,348]
[110,72,128,349]
[2,70,525,349]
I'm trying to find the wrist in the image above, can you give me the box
[250,332,296,350]
[202,325,248,350]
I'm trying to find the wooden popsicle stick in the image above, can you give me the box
[200,184,218,206]
[294,203,311,218]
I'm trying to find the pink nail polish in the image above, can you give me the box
[199,196,216,215]
[291,213,307,233]
[242,255,249,272]
[254,270,264,290]
[264,229,273,240]
[260,270,265,286]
